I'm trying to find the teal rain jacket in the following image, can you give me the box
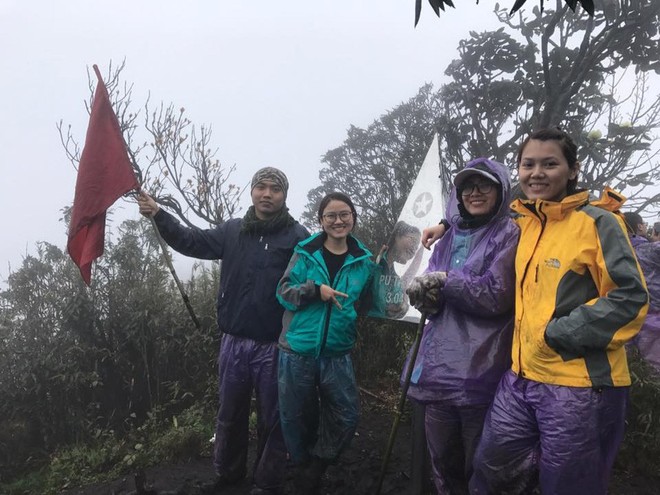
[277,232,374,357]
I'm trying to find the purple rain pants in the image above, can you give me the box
[213,334,287,491]
[470,370,628,495]
[425,403,489,495]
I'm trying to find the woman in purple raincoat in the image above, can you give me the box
[404,158,519,494]
[632,238,660,373]
[623,211,660,373]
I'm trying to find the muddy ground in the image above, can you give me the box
[61,392,659,495]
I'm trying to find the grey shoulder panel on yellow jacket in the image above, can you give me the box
[545,205,648,386]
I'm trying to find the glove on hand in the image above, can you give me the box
[406,276,425,308]
[417,271,448,289]
[406,272,447,314]
[417,286,445,315]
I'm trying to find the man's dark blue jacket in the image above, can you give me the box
[154,210,309,342]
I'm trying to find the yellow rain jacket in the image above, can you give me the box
[510,188,648,388]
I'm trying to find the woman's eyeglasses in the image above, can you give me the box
[461,183,495,196]
[322,211,353,222]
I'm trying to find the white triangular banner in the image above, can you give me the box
[369,133,448,322]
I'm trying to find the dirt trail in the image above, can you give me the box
[61,394,660,495]
[62,396,415,495]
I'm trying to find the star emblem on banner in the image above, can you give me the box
[413,192,433,218]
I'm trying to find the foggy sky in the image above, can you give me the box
[0,0,501,284]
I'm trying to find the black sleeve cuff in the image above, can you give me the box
[439,219,450,231]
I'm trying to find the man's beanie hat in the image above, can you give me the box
[251,167,289,198]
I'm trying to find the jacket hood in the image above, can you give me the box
[446,158,512,228]
[590,186,626,212]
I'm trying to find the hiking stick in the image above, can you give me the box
[130,187,202,331]
[374,311,427,495]
[146,214,202,330]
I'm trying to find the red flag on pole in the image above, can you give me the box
[67,65,140,285]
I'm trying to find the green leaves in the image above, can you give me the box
[414,0,598,27]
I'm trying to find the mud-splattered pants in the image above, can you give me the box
[424,403,489,495]
[213,334,287,491]
[470,370,628,495]
[278,351,359,464]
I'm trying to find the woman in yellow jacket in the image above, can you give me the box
[469,128,649,495]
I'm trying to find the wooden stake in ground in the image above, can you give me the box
[374,312,427,495]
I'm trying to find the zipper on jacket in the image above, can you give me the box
[317,253,367,356]
[318,259,350,356]
[519,204,545,290]
[532,203,546,286]
[517,202,547,376]
[305,250,333,356]
[319,302,333,355]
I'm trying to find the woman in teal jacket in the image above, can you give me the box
[276,192,374,493]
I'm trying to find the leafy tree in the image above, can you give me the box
[302,85,443,249]
[0,221,219,478]
[438,0,660,210]
[307,0,660,250]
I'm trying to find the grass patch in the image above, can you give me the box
[0,402,216,495]
[616,350,660,477]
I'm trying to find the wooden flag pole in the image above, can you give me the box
[146,214,202,331]
[127,186,202,332]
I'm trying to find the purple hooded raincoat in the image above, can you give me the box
[633,241,660,373]
[404,158,519,407]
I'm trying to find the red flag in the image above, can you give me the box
[67,65,140,285]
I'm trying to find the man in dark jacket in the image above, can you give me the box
[138,167,309,495]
